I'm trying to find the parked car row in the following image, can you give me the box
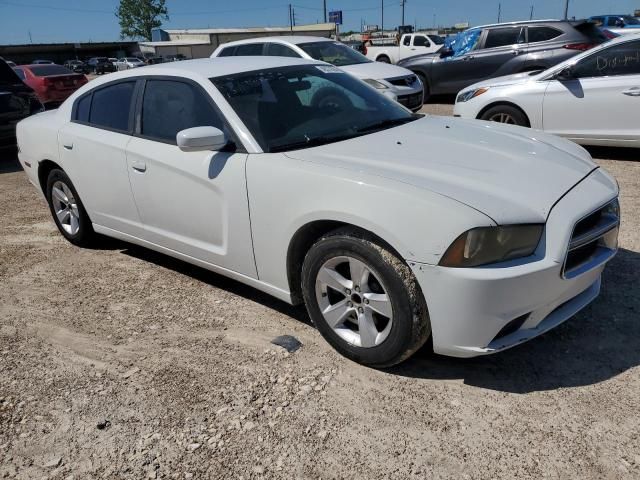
[15,56,620,367]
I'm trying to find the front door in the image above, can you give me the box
[543,38,640,143]
[125,77,257,277]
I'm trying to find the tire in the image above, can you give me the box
[301,228,431,368]
[479,104,529,127]
[415,72,430,103]
[376,55,391,64]
[45,169,95,247]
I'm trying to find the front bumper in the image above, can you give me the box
[382,83,424,111]
[411,168,619,358]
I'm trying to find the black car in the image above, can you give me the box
[398,20,607,100]
[86,57,116,75]
[0,60,43,149]
[63,59,89,73]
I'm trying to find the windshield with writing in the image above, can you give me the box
[212,65,417,153]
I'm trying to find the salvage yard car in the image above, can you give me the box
[212,36,424,111]
[16,57,620,367]
[399,19,608,101]
[13,64,87,108]
[453,34,640,148]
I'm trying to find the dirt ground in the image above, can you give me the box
[1,104,639,480]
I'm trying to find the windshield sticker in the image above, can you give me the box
[315,65,342,74]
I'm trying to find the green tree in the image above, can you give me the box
[116,0,169,41]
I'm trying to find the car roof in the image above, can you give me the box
[468,19,581,30]
[220,36,333,48]
[90,57,324,82]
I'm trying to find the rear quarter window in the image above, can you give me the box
[527,26,563,43]
[218,46,236,57]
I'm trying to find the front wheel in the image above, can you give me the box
[45,169,95,247]
[302,228,431,368]
[479,105,529,127]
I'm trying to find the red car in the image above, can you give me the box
[13,64,87,107]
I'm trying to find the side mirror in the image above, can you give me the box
[556,66,575,81]
[440,47,454,58]
[177,126,228,152]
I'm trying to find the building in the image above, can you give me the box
[139,23,337,59]
[0,41,139,65]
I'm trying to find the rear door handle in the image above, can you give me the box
[131,160,147,172]
[63,143,73,150]
[623,87,640,96]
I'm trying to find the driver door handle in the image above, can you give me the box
[131,159,147,172]
[63,143,73,150]
[623,87,640,97]
[511,49,522,55]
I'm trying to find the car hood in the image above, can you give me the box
[340,61,414,80]
[463,71,543,91]
[397,53,438,68]
[284,116,596,224]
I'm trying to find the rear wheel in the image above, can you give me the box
[302,228,431,368]
[45,169,95,247]
[480,105,529,127]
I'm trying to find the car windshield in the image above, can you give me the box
[29,65,73,76]
[212,65,417,153]
[622,16,640,25]
[444,29,481,57]
[126,57,141,62]
[298,41,371,66]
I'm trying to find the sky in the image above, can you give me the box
[0,0,638,44]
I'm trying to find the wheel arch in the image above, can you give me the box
[376,54,391,63]
[476,101,531,128]
[37,159,63,194]
[286,220,406,305]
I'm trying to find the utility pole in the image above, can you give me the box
[401,0,406,26]
[563,0,569,20]
[323,0,327,23]
[530,5,534,20]
[497,3,501,23]
[289,4,293,31]
[381,0,384,34]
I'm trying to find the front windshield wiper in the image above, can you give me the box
[269,132,362,153]
[355,116,419,134]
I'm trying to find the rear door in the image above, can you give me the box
[58,80,143,235]
[125,77,256,276]
[543,38,640,144]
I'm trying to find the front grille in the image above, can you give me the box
[387,75,418,87]
[563,199,619,279]
[397,92,423,109]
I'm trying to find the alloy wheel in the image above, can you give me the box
[488,112,516,124]
[314,255,393,348]
[51,180,80,235]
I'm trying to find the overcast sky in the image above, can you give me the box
[0,0,638,44]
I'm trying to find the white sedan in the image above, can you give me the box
[115,57,145,70]
[211,36,424,112]
[453,33,640,148]
[16,57,619,367]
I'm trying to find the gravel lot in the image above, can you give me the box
[1,104,639,479]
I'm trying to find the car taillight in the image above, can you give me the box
[563,43,596,51]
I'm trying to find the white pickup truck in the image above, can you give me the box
[364,33,444,64]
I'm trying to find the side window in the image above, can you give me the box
[527,26,563,43]
[89,82,135,132]
[573,40,640,78]
[234,43,265,56]
[265,43,301,58]
[141,79,223,144]
[591,17,604,27]
[607,17,622,27]
[75,94,91,123]
[484,27,524,49]
[218,47,236,57]
[413,36,431,47]
[14,68,25,80]
[403,36,411,46]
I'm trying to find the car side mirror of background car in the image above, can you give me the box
[556,66,575,81]
[177,126,228,152]
[440,47,454,58]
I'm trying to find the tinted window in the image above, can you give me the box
[527,26,563,43]
[607,17,623,27]
[413,36,431,47]
[403,36,411,46]
[265,43,301,58]
[298,41,370,66]
[2,62,23,82]
[76,94,91,123]
[89,82,135,131]
[573,40,640,78]
[591,17,604,27]
[29,65,73,76]
[235,44,265,56]
[484,27,524,48]
[141,80,223,143]
[430,35,445,45]
[218,46,236,57]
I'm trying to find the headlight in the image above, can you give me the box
[456,87,489,103]
[363,78,389,89]
[439,225,544,268]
